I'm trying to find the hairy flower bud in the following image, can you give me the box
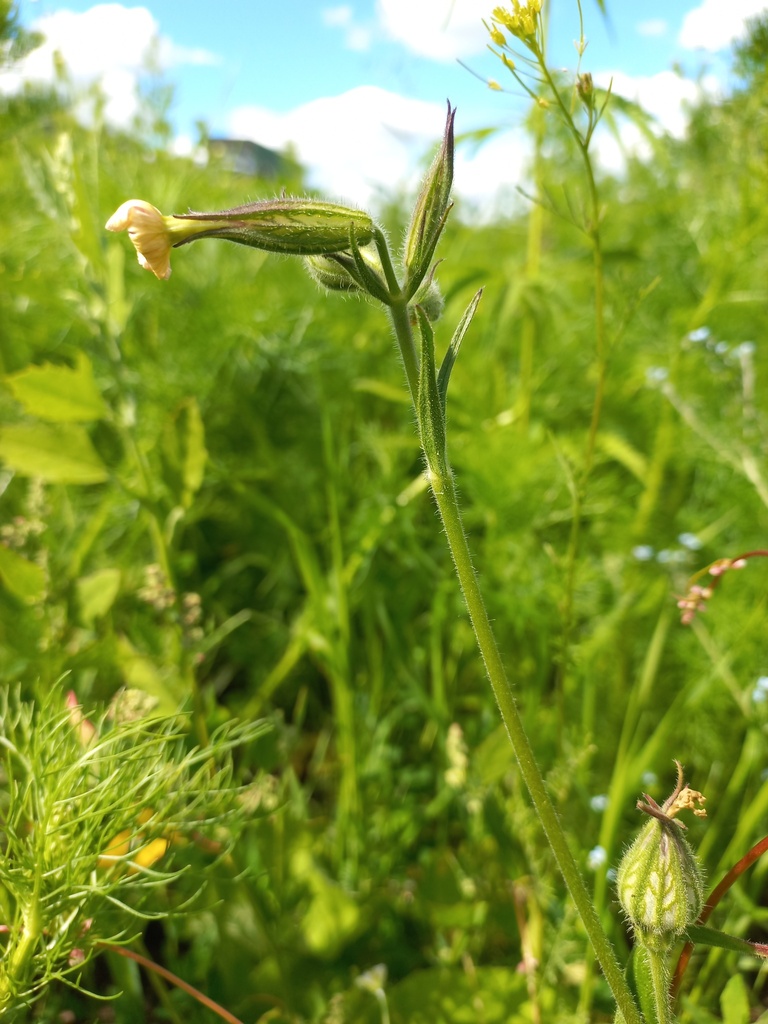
[616,764,706,951]
[177,199,373,255]
[577,72,594,111]
[304,254,365,294]
[413,277,444,323]
[403,102,455,297]
[106,197,373,279]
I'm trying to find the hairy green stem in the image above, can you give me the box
[647,946,675,1024]
[386,301,642,1024]
[0,865,42,1004]
[388,301,420,402]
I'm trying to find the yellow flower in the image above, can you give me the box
[97,807,178,873]
[105,200,175,280]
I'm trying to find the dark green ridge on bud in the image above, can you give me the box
[403,102,456,298]
[173,198,374,256]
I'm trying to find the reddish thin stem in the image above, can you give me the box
[671,833,768,998]
[101,943,245,1024]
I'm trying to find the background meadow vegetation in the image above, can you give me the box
[1,6,768,1022]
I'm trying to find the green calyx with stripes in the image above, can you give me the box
[616,764,705,952]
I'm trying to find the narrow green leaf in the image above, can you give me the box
[161,398,208,508]
[353,378,411,404]
[597,431,649,482]
[4,351,107,422]
[0,545,46,603]
[415,306,447,477]
[0,423,108,483]
[348,226,391,304]
[685,925,768,958]
[437,288,482,411]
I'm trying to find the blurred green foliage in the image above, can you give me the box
[1,10,768,1022]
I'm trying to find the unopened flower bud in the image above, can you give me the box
[412,278,444,323]
[305,254,364,294]
[403,102,455,296]
[66,690,97,746]
[616,764,705,951]
[305,242,392,303]
[577,72,594,110]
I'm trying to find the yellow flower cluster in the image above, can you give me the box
[491,0,543,41]
[97,807,179,874]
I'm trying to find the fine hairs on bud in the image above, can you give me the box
[616,762,706,952]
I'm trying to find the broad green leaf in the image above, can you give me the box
[721,974,751,1024]
[473,723,514,786]
[290,847,362,958]
[0,423,108,483]
[75,567,121,626]
[0,545,46,603]
[161,398,208,507]
[387,966,537,1024]
[115,636,186,711]
[4,351,107,422]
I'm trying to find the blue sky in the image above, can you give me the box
[5,0,768,213]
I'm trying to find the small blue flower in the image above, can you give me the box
[590,794,609,812]
[657,549,686,564]
[645,366,668,384]
[678,533,702,551]
[587,846,607,870]
[632,545,654,562]
[686,327,711,343]
[641,771,658,788]
[751,677,768,705]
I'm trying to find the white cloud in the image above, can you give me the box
[345,26,373,51]
[0,3,218,126]
[679,0,768,51]
[375,0,490,61]
[159,39,220,68]
[229,86,445,209]
[592,70,720,174]
[636,19,668,38]
[322,4,372,52]
[455,129,531,220]
[598,70,717,137]
[228,85,525,218]
[322,5,354,28]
